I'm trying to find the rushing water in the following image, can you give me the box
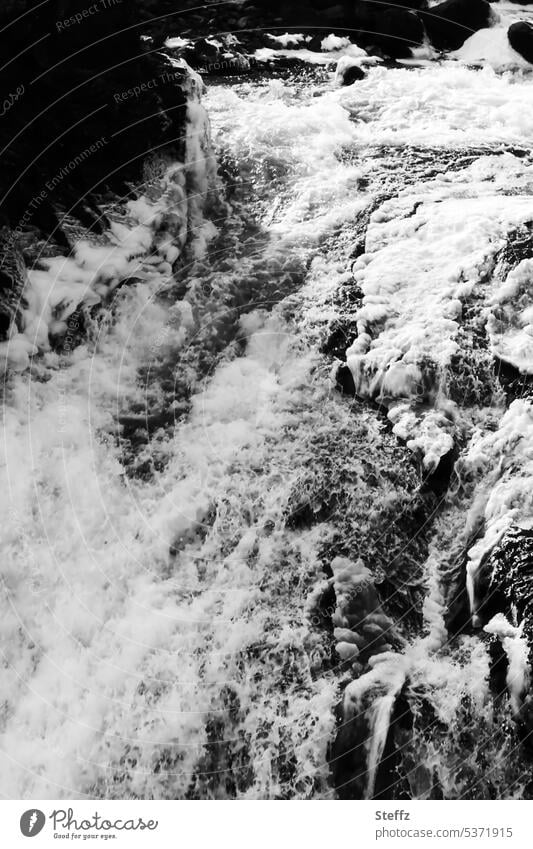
[1,25,533,799]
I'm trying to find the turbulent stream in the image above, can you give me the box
[2,20,533,799]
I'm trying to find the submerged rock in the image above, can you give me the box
[328,557,407,798]
[331,556,399,668]
[335,57,366,86]
[508,22,533,64]
[421,0,495,51]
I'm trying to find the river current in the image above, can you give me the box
[2,10,533,798]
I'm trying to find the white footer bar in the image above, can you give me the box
[3,800,531,848]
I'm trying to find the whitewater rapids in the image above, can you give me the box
[1,40,533,798]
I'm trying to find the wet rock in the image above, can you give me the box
[181,36,222,67]
[487,634,510,701]
[0,230,27,336]
[508,22,533,64]
[373,689,413,799]
[335,57,366,85]
[446,584,473,638]
[421,446,457,497]
[468,546,509,630]
[0,1,194,335]
[421,0,494,51]
[0,2,189,230]
[494,356,533,403]
[322,317,359,360]
[385,0,428,7]
[336,362,357,395]
[331,556,399,667]
[349,3,426,59]
[465,526,533,719]
[226,0,425,58]
[484,526,533,635]
[170,36,251,75]
[329,696,370,798]
[329,647,408,798]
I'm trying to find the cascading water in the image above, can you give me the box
[2,13,533,800]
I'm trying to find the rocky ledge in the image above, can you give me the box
[0,0,207,339]
[141,0,501,65]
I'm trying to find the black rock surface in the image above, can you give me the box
[420,0,494,50]
[508,21,533,63]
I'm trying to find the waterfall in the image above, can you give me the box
[2,33,533,799]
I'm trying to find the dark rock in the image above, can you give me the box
[336,363,356,395]
[336,58,366,85]
[476,527,533,721]
[488,636,509,700]
[468,544,509,629]
[373,689,413,800]
[349,3,426,58]
[328,558,407,798]
[485,526,533,635]
[0,1,194,336]
[181,0,426,59]
[508,21,533,64]
[329,695,369,798]
[495,355,533,403]
[0,1,189,230]
[421,0,494,51]
[421,446,457,497]
[0,230,26,335]
[167,35,251,75]
[384,0,428,7]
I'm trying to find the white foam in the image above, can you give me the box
[487,258,533,374]
[346,159,533,468]
[0,66,216,375]
[267,32,309,48]
[322,34,364,53]
[452,26,532,71]
[254,43,380,67]
[3,47,533,799]
[164,37,191,49]
[340,64,533,146]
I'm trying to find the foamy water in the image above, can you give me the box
[1,51,533,798]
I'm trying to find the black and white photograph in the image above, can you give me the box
[1,0,533,838]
